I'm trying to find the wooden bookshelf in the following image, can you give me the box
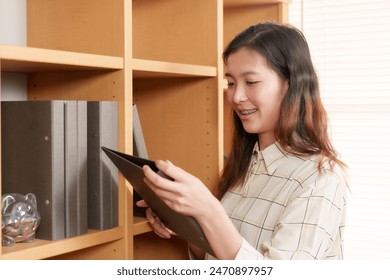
[0,0,289,260]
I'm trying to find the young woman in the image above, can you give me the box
[137,22,349,260]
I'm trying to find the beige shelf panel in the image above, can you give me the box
[0,228,124,260]
[132,59,217,78]
[0,45,123,72]
[224,0,290,8]
[132,0,219,66]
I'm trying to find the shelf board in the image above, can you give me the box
[133,216,153,236]
[132,58,217,78]
[224,0,290,8]
[0,227,124,260]
[0,45,123,72]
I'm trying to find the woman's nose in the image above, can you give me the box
[232,85,247,104]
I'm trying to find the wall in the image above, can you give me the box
[0,0,27,100]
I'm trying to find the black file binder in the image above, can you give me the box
[101,146,216,257]
[87,101,118,230]
[1,100,88,240]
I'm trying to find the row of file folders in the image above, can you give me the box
[1,100,118,241]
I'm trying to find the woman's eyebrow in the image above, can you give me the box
[225,71,260,78]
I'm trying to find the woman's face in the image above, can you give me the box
[225,48,289,149]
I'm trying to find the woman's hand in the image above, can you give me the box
[142,160,218,220]
[136,200,176,239]
[141,160,243,260]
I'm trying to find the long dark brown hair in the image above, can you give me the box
[218,22,346,199]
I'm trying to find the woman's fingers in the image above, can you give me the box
[136,200,148,208]
[143,165,173,190]
[143,165,181,203]
[155,159,192,183]
[136,168,180,240]
[145,207,156,225]
[142,159,213,218]
[145,208,171,239]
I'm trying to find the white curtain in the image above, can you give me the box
[289,0,390,259]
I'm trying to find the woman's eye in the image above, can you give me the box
[246,81,259,85]
[226,82,235,87]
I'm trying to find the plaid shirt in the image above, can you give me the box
[206,142,348,260]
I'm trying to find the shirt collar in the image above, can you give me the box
[252,141,288,174]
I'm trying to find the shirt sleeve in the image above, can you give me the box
[234,238,265,259]
[233,168,348,260]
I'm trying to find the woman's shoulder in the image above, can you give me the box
[264,142,349,189]
[285,154,349,202]
[280,152,348,187]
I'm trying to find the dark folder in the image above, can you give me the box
[101,146,215,257]
[132,104,148,217]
